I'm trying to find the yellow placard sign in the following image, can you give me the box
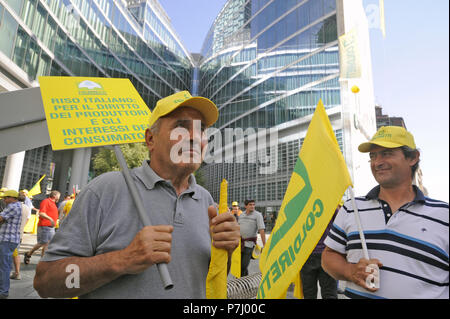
[39,76,150,150]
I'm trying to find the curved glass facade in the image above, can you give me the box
[200,0,339,129]
[198,0,342,218]
[1,0,376,216]
[0,0,192,191]
[0,0,193,107]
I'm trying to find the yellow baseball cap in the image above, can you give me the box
[358,126,416,153]
[148,91,218,129]
[3,190,19,198]
[232,201,239,206]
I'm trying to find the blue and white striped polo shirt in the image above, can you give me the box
[324,186,449,299]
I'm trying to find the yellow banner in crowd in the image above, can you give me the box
[338,28,361,79]
[39,76,150,150]
[28,174,46,198]
[230,240,241,278]
[206,179,229,299]
[257,100,352,299]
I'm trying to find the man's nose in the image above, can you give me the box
[188,120,203,139]
[371,155,386,168]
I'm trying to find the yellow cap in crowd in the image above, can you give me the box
[148,91,218,129]
[358,126,416,153]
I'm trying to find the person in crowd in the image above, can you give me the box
[23,190,60,264]
[322,126,449,299]
[231,201,242,220]
[300,204,341,299]
[10,193,31,280]
[0,188,8,211]
[60,193,76,223]
[238,199,265,277]
[0,190,22,298]
[57,194,71,221]
[20,190,39,214]
[33,91,240,299]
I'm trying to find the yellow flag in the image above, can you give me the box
[28,174,46,197]
[257,100,352,299]
[230,240,241,278]
[292,273,304,299]
[206,179,229,299]
[338,28,361,79]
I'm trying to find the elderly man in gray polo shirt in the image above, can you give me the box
[34,91,240,299]
[238,199,266,277]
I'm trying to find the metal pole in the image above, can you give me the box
[348,186,370,260]
[113,145,174,290]
[348,186,380,289]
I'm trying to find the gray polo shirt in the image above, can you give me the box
[238,210,265,248]
[42,161,214,299]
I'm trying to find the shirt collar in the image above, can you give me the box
[135,160,200,199]
[366,185,426,203]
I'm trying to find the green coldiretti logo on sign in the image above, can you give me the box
[267,158,312,255]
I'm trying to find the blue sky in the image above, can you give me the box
[159,0,449,202]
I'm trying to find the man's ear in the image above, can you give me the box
[409,150,420,167]
[145,128,154,152]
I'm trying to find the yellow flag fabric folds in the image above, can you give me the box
[206,179,229,299]
[292,273,304,299]
[230,239,241,278]
[28,174,46,198]
[257,100,352,299]
[23,214,38,234]
[338,28,361,79]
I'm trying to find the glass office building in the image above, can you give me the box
[197,0,377,220]
[0,0,193,192]
[1,0,377,214]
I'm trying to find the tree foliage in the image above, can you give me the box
[92,143,148,177]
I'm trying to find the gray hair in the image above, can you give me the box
[148,118,162,159]
[49,190,60,199]
[149,118,162,135]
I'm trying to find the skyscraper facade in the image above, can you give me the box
[1,0,378,214]
[197,0,377,217]
[0,0,193,192]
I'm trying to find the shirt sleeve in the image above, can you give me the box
[324,206,348,255]
[257,212,265,230]
[0,205,15,220]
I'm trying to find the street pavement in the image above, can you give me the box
[8,233,41,299]
[8,233,342,299]
[9,233,273,299]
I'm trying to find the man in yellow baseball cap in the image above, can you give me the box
[0,189,22,298]
[34,91,241,299]
[0,188,7,212]
[358,125,416,152]
[148,90,218,129]
[322,126,449,299]
[231,201,242,220]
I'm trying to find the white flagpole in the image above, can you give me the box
[348,186,379,289]
[349,186,370,260]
